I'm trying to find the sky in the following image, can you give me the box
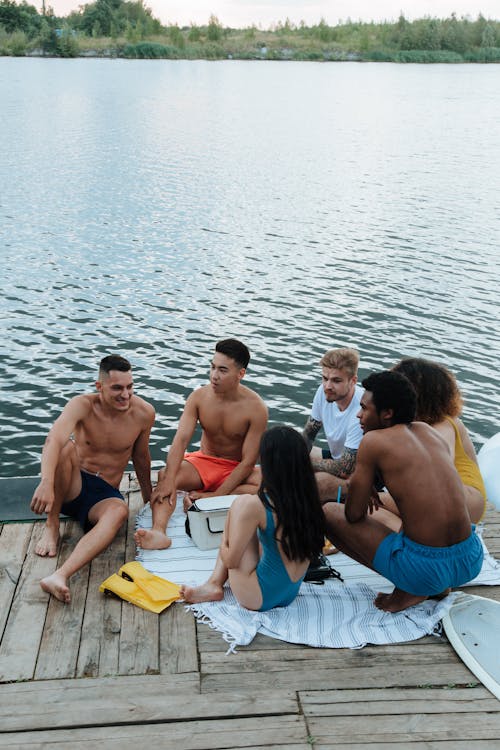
[45,1,499,27]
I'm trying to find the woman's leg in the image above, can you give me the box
[464,486,486,524]
[181,504,263,608]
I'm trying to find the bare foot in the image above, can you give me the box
[180,581,224,604]
[430,588,451,601]
[134,528,171,550]
[35,525,60,557]
[374,589,427,613]
[40,572,71,603]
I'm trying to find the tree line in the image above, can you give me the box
[1,0,499,61]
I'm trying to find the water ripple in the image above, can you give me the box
[1,59,499,474]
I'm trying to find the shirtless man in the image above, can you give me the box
[302,348,363,502]
[323,370,483,613]
[134,339,268,551]
[30,355,155,603]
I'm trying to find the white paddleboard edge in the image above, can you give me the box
[442,593,500,701]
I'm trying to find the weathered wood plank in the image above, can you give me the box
[0,523,60,682]
[201,661,475,692]
[34,521,88,680]
[76,503,128,678]
[308,711,500,744]
[197,623,303,653]
[0,714,308,749]
[0,684,298,733]
[119,490,159,676]
[199,640,457,672]
[299,686,498,715]
[0,672,198,697]
[0,523,32,641]
[315,743,500,750]
[160,602,198,674]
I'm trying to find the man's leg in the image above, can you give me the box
[315,471,348,504]
[35,441,82,558]
[233,466,261,495]
[181,504,262,609]
[324,504,427,612]
[135,461,203,550]
[40,497,128,603]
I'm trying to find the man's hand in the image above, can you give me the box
[368,487,384,515]
[183,490,218,512]
[150,478,177,509]
[30,480,55,515]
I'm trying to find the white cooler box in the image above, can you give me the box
[187,495,237,551]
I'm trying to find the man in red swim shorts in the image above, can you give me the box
[134,339,268,551]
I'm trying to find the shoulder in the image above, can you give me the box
[357,428,394,458]
[190,385,209,402]
[131,395,155,425]
[312,384,325,403]
[65,393,94,417]
[240,385,268,413]
[231,493,264,521]
[185,386,206,410]
[352,385,364,404]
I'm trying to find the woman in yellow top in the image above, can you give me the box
[392,357,487,523]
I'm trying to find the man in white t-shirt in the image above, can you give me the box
[302,347,363,502]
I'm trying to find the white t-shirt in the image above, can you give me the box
[310,384,363,458]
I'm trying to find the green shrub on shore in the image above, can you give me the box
[464,46,500,61]
[3,28,27,54]
[394,49,464,63]
[123,41,177,58]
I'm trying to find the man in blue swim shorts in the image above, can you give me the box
[30,355,155,604]
[323,370,483,613]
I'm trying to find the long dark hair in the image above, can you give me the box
[258,425,324,562]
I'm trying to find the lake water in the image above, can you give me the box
[1,58,499,476]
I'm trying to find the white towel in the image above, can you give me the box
[135,501,500,651]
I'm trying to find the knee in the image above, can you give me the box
[109,500,129,528]
[59,439,78,468]
[315,472,338,497]
[323,502,345,531]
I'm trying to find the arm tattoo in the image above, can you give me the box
[311,447,358,477]
[302,418,323,451]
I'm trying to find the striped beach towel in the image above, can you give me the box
[135,501,500,650]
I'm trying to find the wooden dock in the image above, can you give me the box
[1,474,500,748]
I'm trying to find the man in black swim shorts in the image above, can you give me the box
[30,355,155,603]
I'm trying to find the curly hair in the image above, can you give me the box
[392,358,463,425]
[361,371,417,425]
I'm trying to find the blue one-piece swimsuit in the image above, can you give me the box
[256,505,305,611]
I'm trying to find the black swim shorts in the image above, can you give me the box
[61,470,125,532]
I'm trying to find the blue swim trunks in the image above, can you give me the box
[372,527,483,596]
[61,470,125,532]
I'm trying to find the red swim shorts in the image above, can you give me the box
[183,451,241,492]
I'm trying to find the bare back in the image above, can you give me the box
[72,393,153,487]
[194,384,267,460]
[356,422,472,546]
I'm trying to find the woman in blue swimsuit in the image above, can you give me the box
[181,425,325,611]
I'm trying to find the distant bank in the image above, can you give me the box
[1,1,499,63]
